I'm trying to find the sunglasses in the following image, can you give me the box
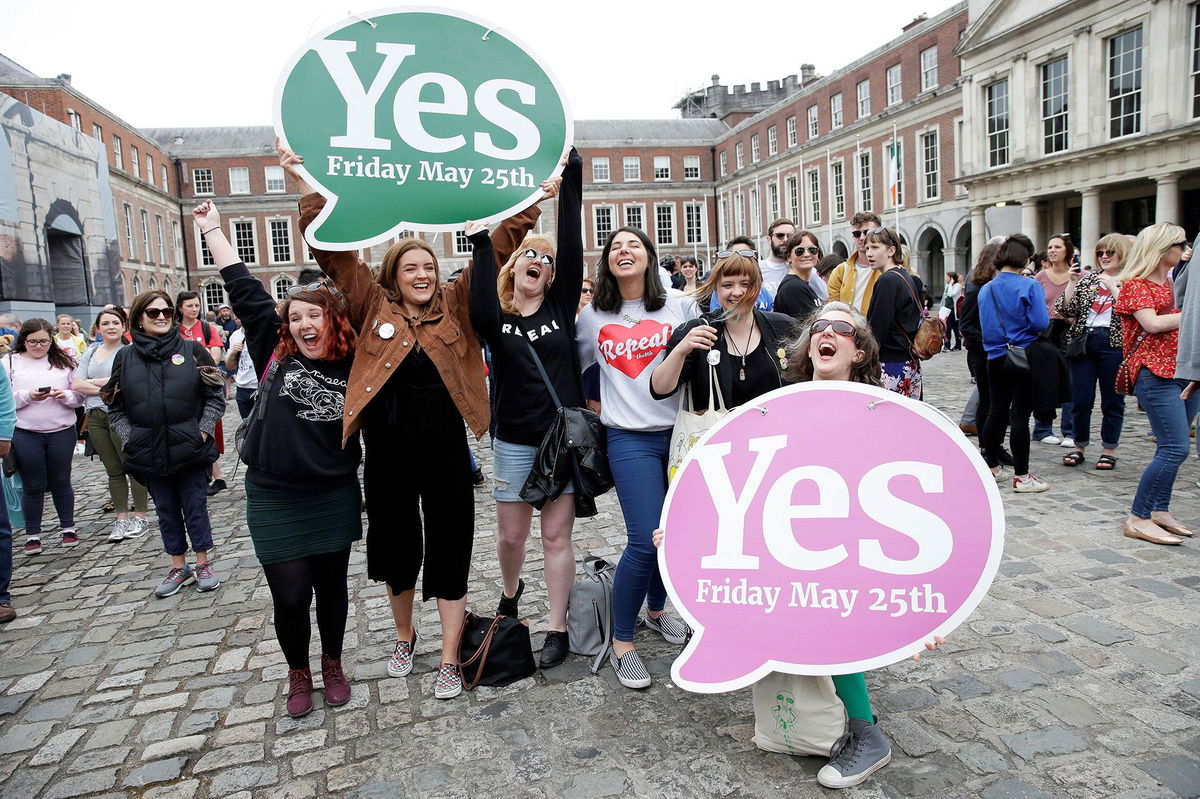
[1096,250,1118,258]
[143,307,174,320]
[287,280,343,298]
[523,248,554,268]
[717,249,758,259]
[772,232,791,239]
[1172,240,1190,249]
[851,229,870,238]
[811,319,856,337]
[580,287,594,294]
[792,246,820,256]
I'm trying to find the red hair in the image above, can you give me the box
[273,288,356,361]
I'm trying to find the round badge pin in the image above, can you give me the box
[706,350,722,366]
[378,323,396,340]
[171,354,185,366]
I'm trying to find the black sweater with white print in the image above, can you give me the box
[469,148,584,447]
[220,262,361,490]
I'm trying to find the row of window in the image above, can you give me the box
[591,155,702,183]
[121,203,181,266]
[983,15,1193,168]
[192,166,287,197]
[590,201,708,249]
[719,45,941,176]
[67,113,171,192]
[127,273,174,303]
[197,218,301,267]
[198,276,298,313]
[716,130,942,238]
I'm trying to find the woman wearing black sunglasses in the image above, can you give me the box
[466,148,583,669]
[773,231,825,320]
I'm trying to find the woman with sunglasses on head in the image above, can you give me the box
[1054,233,1130,470]
[576,226,701,689]
[862,228,923,398]
[977,233,1053,493]
[1114,224,1196,545]
[72,307,150,542]
[773,231,825,321]
[465,148,582,669]
[278,140,551,700]
[105,292,225,596]
[7,320,83,555]
[194,200,361,718]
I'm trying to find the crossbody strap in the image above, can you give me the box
[511,319,563,410]
[988,288,1014,346]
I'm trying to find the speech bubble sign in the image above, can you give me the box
[274,6,572,251]
[659,382,1004,693]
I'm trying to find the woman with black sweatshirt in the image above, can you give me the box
[863,228,923,398]
[193,200,362,719]
[467,148,583,669]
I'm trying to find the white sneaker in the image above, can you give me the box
[991,467,1011,484]
[108,518,131,542]
[74,442,86,456]
[1036,435,1062,445]
[125,517,149,538]
[1059,437,1076,448]
[1013,474,1050,493]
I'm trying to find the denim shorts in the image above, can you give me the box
[492,438,573,503]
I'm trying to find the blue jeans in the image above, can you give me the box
[1068,329,1125,449]
[1131,368,1200,518]
[1032,400,1074,440]
[607,427,671,642]
[0,475,11,603]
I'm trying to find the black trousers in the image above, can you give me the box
[983,357,1034,475]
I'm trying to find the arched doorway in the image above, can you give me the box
[832,240,849,260]
[954,222,972,278]
[917,228,946,299]
[45,200,90,306]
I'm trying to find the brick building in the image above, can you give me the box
[0,55,186,312]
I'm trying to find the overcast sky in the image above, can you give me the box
[3,0,951,129]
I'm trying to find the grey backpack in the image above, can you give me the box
[567,555,617,673]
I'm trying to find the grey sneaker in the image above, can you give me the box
[643,612,691,645]
[194,561,220,592]
[125,517,149,538]
[817,718,893,789]
[154,566,195,598]
[108,518,131,542]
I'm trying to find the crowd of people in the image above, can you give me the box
[0,138,1194,790]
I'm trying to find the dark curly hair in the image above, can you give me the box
[274,287,356,361]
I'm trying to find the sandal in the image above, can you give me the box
[1062,450,1085,467]
[1095,454,1117,471]
[101,501,115,513]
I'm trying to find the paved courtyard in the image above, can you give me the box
[0,352,1198,798]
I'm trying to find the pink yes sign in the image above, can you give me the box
[659,382,1004,694]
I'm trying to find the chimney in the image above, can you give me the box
[55,73,71,85]
[902,14,928,32]
[799,64,816,84]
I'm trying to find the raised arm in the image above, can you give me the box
[467,223,501,343]
[278,140,383,332]
[545,148,583,316]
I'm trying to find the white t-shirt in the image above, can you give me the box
[810,272,829,303]
[759,258,789,301]
[228,328,258,389]
[852,265,874,312]
[1085,283,1116,329]
[576,294,699,431]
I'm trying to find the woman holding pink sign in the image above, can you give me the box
[575,227,699,689]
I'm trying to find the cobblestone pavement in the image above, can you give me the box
[1,352,1199,798]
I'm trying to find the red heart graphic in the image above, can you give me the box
[598,320,674,380]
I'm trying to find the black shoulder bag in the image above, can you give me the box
[234,356,281,467]
[988,290,1031,373]
[512,320,613,518]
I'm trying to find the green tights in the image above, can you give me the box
[832,673,873,722]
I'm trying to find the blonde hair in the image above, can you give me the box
[1119,223,1187,282]
[498,234,557,315]
[1094,232,1131,266]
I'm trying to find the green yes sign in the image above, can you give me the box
[274,8,572,251]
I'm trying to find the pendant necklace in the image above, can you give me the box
[727,323,754,381]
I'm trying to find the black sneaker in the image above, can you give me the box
[817,718,892,789]
[539,630,569,668]
[471,468,485,486]
[497,579,524,618]
[206,479,227,497]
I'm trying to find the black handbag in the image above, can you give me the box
[513,323,613,517]
[1063,332,1087,359]
[458,612,536,690]
[988,291,1031,374]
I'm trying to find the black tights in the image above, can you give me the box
[261,548,352,670]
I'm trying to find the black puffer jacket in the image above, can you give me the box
[107,327,225,480]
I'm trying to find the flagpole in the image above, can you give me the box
[798,158,805,228]
[855,135,862,214]
[825,147,833,253]
[892,122,900,235]
[754,176,762,255]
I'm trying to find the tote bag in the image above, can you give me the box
[751,672,848,757]
[667,363,727,481]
